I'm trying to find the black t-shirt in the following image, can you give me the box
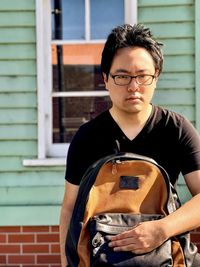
[65,105,200,186]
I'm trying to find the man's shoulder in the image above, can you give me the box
[80,110,111,131]
[153,105,185,125]
[73,110,112,141]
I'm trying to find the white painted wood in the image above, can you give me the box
[36,0,48,159]
[125,0,137,24]
[23,158,66,166]
[52,91,109,97]
[85,0,90,41]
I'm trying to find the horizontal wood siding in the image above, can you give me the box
[0,171,65,187]
[0,1,38,173]
[0,0,36,10]
[0,206,62,226]
[138,0,195,123]
[0,0,65,226]
[139,0,194,6]
[138,0,195,199]
[0,186,63,205]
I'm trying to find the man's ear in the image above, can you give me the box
[102,72,108,82]
[102,73,108,90]
[155,69,160,81]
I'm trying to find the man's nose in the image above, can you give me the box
[127,78,139,92]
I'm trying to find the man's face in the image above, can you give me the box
[103,46,158,115]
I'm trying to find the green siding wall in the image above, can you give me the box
[0,0,65,226]
[138,0,195,123]
[0,0,198,225]
[138,0,195,202]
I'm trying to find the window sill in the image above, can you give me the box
[23,158,66,167]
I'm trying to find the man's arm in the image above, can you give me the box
[163,169,200,236]
[109,170,200,254]
[59,181,79,267]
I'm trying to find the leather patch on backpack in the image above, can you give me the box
[120,175,139,189]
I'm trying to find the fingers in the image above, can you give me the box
[107,221,165,254]
[109,239,152,254]
[108,237,149,254]
[107,225,152,254]
[108,226,140,245]
[108,236,135,249]
[108,231,143,252]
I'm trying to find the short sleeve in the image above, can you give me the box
[179,117,200,175]
[64,126,90,185]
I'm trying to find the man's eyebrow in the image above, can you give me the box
[114,69,130,74]
[113,69,150,74]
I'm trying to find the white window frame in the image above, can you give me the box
[23,0,137,166]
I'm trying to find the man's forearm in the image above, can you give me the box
[59,182,79,267]
[161,193,200,238]
[59,207,72,267]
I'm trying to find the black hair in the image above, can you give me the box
[101,24,164,78]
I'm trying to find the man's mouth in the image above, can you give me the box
[126,95,142,101]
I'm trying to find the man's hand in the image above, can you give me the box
[108,219,167,254]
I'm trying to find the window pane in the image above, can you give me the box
[90,0,124,39]
[49,0,137,149]
[52,44,105,92]
[51,0,85,40]
[53,96,112,143]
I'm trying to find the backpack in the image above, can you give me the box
[66,152,197,267]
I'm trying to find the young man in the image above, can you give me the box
[59,24,200,266]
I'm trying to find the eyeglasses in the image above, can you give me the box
[110,74,156,86]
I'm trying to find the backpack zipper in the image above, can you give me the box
[111,159,122,175]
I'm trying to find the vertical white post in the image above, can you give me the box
[85,0,90,41]
[125,0,137,25]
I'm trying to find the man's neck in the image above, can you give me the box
[109,105,152,140]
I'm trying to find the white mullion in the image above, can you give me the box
[52,91,109,97]
[125,0,137,24]
[36,0,46,159]
[44,0,53,159]
[51,39,105,45]
[85,0,90,41]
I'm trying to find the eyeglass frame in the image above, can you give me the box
[109,73,157,86]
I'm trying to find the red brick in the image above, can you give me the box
[24,265,49,267]
[37,254,61,264]
[0,234,6,243]
[8,234,34,243]
[8,255,35,264]
[23,244,49,253]
[37,234,59,243]
[51,244,60,253]
[0,255,6,264]
[191,233,200,243]
[0,226,21,233]
[22,226,50,233]
[51,226,59,232]
[196,244,200,251]
[0,244,20,253]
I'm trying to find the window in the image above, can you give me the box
[35,0,137,161]
[51,0,125,41]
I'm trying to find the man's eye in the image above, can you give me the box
[138,75,150,80]
[138,75,146,79]
[117,75,129,79]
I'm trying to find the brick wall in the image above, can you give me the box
[191,228,200,251]
[0,226,61,267]
[0,225,200,266]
